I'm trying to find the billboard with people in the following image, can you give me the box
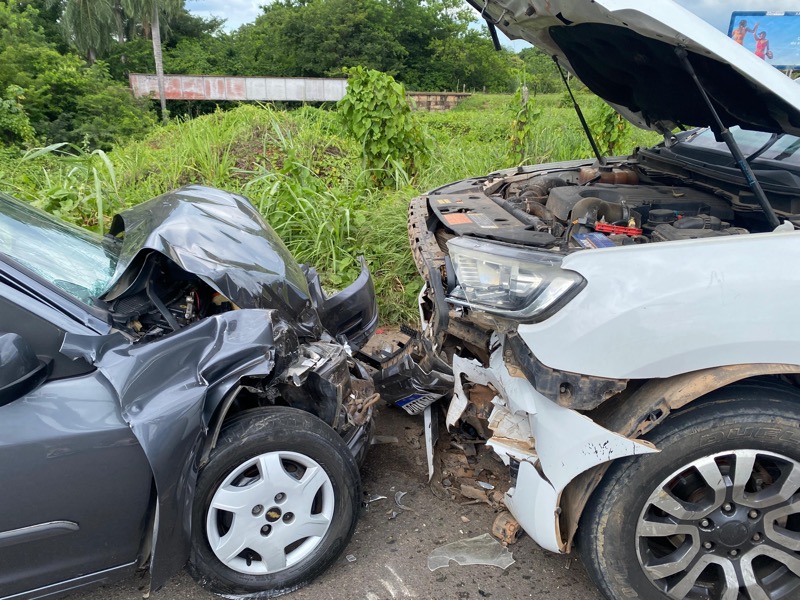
[727,11,800,69]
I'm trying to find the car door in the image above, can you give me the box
[0,278,154,598]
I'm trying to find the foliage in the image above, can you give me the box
[13,0,68,52]
[0,85,35,147]
[428,29,518,93]
[1,97,660,323]
[589,99,631,156]
[230,0,516,92]
[0,1,156,148]
[508,86,541,164]
[59,0,116,62]
[9,143,118,233]
[338,67,431,187]
[518,47,564,94]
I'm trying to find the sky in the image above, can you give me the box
[189,0,800,46]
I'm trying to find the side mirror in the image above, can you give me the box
[0,333,50,407]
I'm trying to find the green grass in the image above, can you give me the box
[0,94,661,325]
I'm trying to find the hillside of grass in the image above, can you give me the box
[0,93,660,325]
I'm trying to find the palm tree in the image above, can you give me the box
[59,0,116,63]
[123,0,182,123]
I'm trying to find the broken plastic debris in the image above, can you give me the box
[477,481,495,490]
[460,484,489,504]
[388,510,400,520]
[346,554,357,563]
[427,533,515,571]
[371,435,399,445]
[491,511,522,545]
[395,491,415,512]
[366,494,387,504]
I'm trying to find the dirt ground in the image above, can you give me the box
[73,329,603,600]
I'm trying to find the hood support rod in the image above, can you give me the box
[675,46,780,229]
[554,57,605,166]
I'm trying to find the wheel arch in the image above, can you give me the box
[559,362,800,552]
[199,380,286,468]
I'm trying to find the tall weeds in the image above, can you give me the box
[1,94,661,324]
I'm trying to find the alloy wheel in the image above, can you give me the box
[636,449,800,599]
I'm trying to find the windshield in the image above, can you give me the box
[0,192,118,305]
[681,127,800,167]
[759,135,800,166]
[685,127,774,156]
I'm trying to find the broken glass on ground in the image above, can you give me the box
[427,533,515,571]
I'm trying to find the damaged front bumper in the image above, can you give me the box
[448,338,655,553]
[279,339,378,465]
[378,193,657,554]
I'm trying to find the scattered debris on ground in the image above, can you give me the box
[492,511,523,545]
[427,533,515,571]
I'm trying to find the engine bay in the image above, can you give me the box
[427,165,752,251]
[103,255,238,341]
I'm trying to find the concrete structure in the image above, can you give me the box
[406,92,471,111]
[129,74,348,102]
[129,74,472,110]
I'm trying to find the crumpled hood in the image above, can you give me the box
[485,0,800,135]
[103,185,318,331]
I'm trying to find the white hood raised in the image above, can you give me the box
[487,0,800,135]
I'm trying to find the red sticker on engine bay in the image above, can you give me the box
[443,213,473,225]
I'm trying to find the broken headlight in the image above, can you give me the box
[446,237,584,321]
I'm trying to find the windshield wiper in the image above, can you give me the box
[675,47,780,229]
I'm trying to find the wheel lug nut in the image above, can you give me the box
[729,549,739,557]
[260,524,271,536]
[703,542,713,550]
[275,492,286,503]
[700,519,710,528]
[749,510,759,519]
[753,533,762,542]
[252,504,263,516]
[723,503,733,512]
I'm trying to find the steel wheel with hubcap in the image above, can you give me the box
[206,450,335,575]
[579,385,800,600]
[188,407,360,597]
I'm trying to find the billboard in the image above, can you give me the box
[727,11,800,69]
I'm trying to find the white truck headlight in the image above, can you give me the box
[447,237,584,321]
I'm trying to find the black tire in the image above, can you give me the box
[188,407,360,598]
[578,385,800,600]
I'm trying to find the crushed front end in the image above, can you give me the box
[378,173,659,553]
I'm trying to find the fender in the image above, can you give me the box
[559,362,800,551]
[62,310,281,590]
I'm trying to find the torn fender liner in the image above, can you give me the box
[103,185,321,337]
[62,310,283,589]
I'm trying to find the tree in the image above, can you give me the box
[59,0,115,63]
[0,85,35,147]
[230,0,514,92]
[13,0,68,51]
[428,28,517,92]
[0,1,156,148]
[518,46,562,94]
[122,0,182,122]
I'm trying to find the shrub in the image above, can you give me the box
[338,67,431,187]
